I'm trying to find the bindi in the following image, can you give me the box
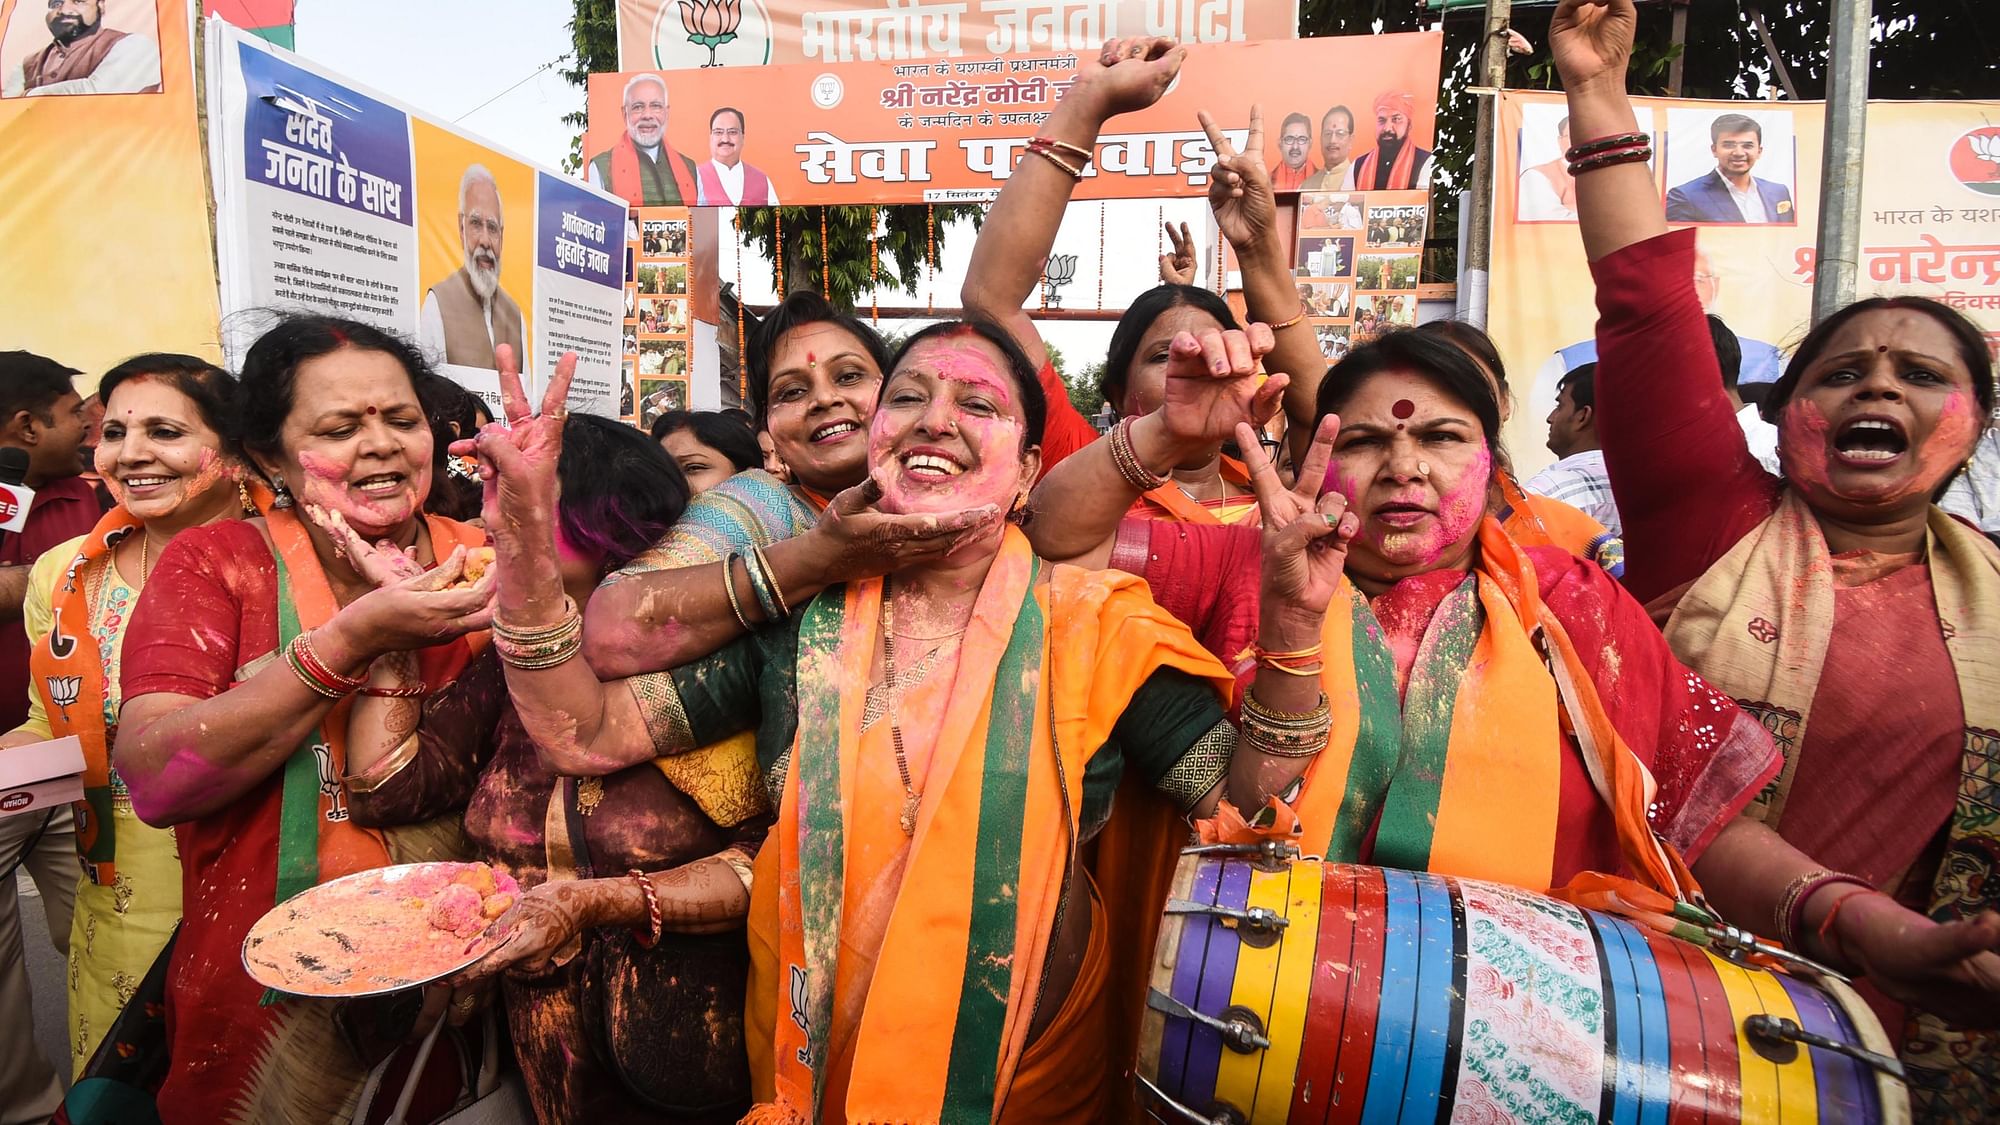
[807,352,818,370]
[1391,399,1415,419]
[365,406,377,415]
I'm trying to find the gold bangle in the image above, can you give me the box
[1038,136,1095,163]
[1024,145,1083,181]
[722,553,754,631]
[1266,304,1311,332]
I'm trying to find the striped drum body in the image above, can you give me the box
[1138,854,1910,1125]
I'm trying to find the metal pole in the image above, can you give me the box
[1812,0,1872,322]
[1460,0,1511,328]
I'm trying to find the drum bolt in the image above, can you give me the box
[1744,1014,1907,1080]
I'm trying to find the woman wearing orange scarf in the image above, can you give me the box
[115,317,495,1123]
[1,354,247,1074]
[462,320,1358,1123]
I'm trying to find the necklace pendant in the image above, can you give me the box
[899,792,920,836]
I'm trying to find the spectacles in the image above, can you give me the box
[1281,136,1310,147]
[710,127,743,138]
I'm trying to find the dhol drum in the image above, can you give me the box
[1138,847,1910,1125]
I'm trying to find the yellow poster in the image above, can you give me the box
[1489,90,2000,474]
[0,0,219,384]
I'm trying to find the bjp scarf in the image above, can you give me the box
[1665,491,2000,1116]
[1496,468,1624,577]
[743,528,1231,1123]
[609,130,698,207]
[1131,455,1260,526]
[33,506,145,885]
[1290,518,1690,898]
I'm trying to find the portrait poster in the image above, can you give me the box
[206,19,628,417]
[625,207,694,428]
[1291,189,1429,363]
[616,0,1296,72]
[1489,89,2000,476]
[584,32,1443,206]
[0,0,218,382]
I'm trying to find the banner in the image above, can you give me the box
[1489,90,2000,474]
[622,208,696,429]
[1293,189,1432,361]
[0,0,219,382]
[206,20,629,417]
[585,33,1442,206]
[617,0,1296,72]
[202,0,294,48]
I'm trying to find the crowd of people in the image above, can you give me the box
[0,3,1995,1124]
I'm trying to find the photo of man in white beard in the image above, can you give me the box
[419,163,527,372]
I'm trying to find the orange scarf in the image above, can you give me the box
[1132,455,1260,526]
[744,529,1230,1122]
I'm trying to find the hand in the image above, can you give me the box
[1157,326,1289,453]
[454,881,596,984]
[1549,0,1637,89]
[413,977,495,1036]
[1198,106,1277,255]
[306,504,425,587]
[452,345,575,536]
[1504,28,1534,56]
[323,545,494,661]
[1831,893,2000,1029]
[1159,220,1197,286]
[1074,36,1187,120]
[1243,416,1357,624]
[803,479,1003,585]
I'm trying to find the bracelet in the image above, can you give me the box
[493,606,583,671]
[1250,642,1324,678]
[628,868,663,949]
[1782,871,1873,948]
[1265,304,1311,332]
[721,553,755,631]
[287,631,366,699]
[1239,693,1331,758]
[1241,691,1332,728]
[359,682,430,698]
[1815,886,1877,963]
[492,597,581,645]
[1568,144,1652,176]
[753,546,792,618]
[1109,417,1169,492]
[1023,144,1084,181]
[1564,130,1649,161]
[1032,135,1094,163]
[743,544,790,622]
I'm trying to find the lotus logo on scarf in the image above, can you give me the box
[788,963,812,1063]
[679,0,740,68]
[312,741,350,823]
[46,675,81,720]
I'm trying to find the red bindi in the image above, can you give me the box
[365,406,377,415]
[1391,399,1415,419]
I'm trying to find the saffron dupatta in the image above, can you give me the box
[1131,454,1260,526]
[744,528,1231,1123]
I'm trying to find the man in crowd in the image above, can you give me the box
[3,0,160,97]
[697,107,778,206]
[1269,112,1319,193]
[1302,105,1354,190]
[1344,91,1435,190]
[1517,115,1578,221]
[1711,314,1781,474]
[1526,362,1622,536]
[419,165,526,372]
[0,351,102,1123]
[586,73,699,206]
[1666,112,1795,224]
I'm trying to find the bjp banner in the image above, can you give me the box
[1489,89,2000,475]
[205,19,629,417]
[584,33,1443,207]
[0,0,219,381]
[617,0,1295,72]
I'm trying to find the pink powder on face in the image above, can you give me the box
[295,449,427,536]
[1777,398,1833,493]
[1366,442,1490,569]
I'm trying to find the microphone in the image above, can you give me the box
[0,448,36,533]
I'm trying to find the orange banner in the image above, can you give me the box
[617,0,1296,72]
[585,33,1443,206]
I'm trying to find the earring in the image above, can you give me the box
[237,481,256,516]
[270,479,294,510]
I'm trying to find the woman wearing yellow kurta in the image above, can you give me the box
[1,354,247,1072]
[455,318,1357,1123]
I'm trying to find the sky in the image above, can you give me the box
[291,0,1223,379]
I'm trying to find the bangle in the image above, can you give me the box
[1568,144,1652,176]
[1240,692,1331,758]
[493,603,583,671]
[1815,887,1877,963]
[1265,305,1311,332]
[1109,417,1169,493]
[743,544,791,622]
[1564,130,1649,161]
[492,597,580,644]
[1033,136,1094,163]
[628,869,663,949]
[1023,145,1084,181]
[752,545,791,618]
[1775,870,1871,948]
[721,553,755,631]
[1248,642,1324,678]
[287,631,366,699]
[359,682,429,698]
[1241,691,1332,728]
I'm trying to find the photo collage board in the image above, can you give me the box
[1292,190,1430,363]
[623,206,693,430]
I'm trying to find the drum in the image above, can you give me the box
[1138,848,1910,1125]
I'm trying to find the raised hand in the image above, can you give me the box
[1243,416,1357,619]
[455,345,576,532]
[1159,326,1289,452]
[1077,36,1187,119]
[1198,106,1277,253]
[1549,0,1638,89]
[1160,220,1197,286]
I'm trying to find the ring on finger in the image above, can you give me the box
[452,995,479,1017]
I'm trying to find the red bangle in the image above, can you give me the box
[628,869,662,949]
[1568,144,1653,176]
[288,631,366,697]
[1564,130,1649,161]
[358,682,429,698]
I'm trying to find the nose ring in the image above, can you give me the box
[1417,461,1431,476]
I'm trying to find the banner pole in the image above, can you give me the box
[1460,0,1511,328]
[1811,0,1872,323]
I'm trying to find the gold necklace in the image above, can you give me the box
[138,534,150,584]
[882,579,923,837]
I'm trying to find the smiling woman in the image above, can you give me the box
[110,315,497,1122]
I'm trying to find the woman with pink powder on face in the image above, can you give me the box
[1550,1,2000,1110]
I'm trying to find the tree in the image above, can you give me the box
[1066,360,1107,420]
[561,1,982,310]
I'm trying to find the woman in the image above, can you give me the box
[1550,0,2000,1112]
[340,408,758,1123]
[650,408,761,494]
[0,354,248,1073]
[964,39,1323,526]
[464,320,1351,1122]
[114,316,496,1123]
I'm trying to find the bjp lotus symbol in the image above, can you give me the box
[680,0,741,68]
